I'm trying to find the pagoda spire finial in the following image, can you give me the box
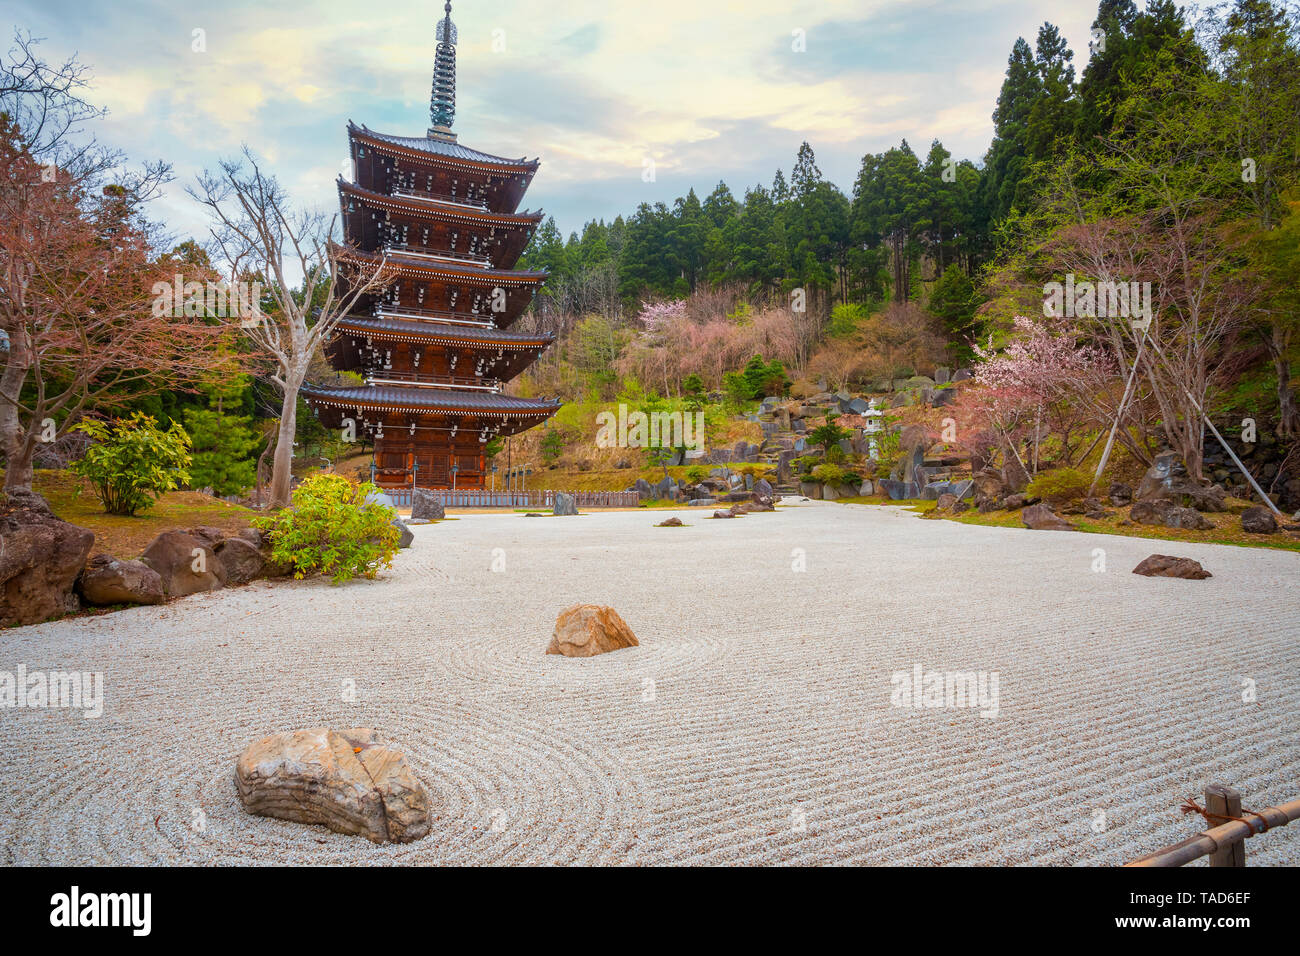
[428,1,458,139]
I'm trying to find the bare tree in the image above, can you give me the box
[190,148,388,507]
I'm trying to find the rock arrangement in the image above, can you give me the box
[1132,554,1213,580]
[235,727,431,844]
[546,604,639,658]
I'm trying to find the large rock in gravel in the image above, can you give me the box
[392,518,414,549]
[410,488,445,521]
[1240,506,1278,535]
[546,604,639,658]
[553,492,578,516]
[1132,554,1212,580]
[1021,504,1075,531]
[215,536,266,585]
[0,490,94,626]
[141,530,226,598]
[77,554,165,607]
[235,727,430,844]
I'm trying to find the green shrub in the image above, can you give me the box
[253,474,401,584]
[812,463,846,486]
[1026,467,1093,506]
[70,412,192,516]
[685,465,708,483]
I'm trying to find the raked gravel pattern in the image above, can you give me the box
[1,499,1298,866]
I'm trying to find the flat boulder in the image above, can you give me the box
[235,727,430,844]
[141,530,227,598]
[1132,554,1212,580]
[546,604,639,657]
[656,517,683,527]
[215,536,266,585]
[1240,506,1278,535]
[410,489,446,521]
[77,554,165,607]
[0,490,95,626]
[1021,504,1074,531]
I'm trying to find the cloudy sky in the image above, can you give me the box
[9,0,1097,244]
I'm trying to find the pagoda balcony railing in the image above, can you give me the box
[389,186,490,212]
[373,304,497,328]
[382,242,492,269]
[364,370,502,392]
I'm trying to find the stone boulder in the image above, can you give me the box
[1108,482,1134,507]
[1130,499,1175,526]
[972,468,1006,507]
[1135,451,1186,500]
[215,536,266,584]
[1132,555,1212,580]
[1021,504,1074,531]
[1164,506,1214,531]
[391,519,414,548]
[553,492,578,516]
[141,530,227,598]
[77,554,165,607]
[654,475,677,501]
[754,478,774,497]
[656,517,683,527]
[878,479,920,500]
[632,478,653,500]
[546,604,639,657]
[1135,452,1227,512]
[235,727,430,844]
[0,490,95,626]
[187,526,228,549]
[410,489,446,521]
[1240,506,1278,535]
[935,493,959,512]
[712,509,738,518]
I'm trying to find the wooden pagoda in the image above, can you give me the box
[303,1,559,490]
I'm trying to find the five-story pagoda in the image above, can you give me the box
[303,2,559,490]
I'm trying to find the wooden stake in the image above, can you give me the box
[1205,784,1245,867]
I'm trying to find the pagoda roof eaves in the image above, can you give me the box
[347,121,540,171]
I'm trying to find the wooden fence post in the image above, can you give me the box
[1205,784,1245,867]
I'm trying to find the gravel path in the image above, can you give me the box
[2,500,1297,865]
